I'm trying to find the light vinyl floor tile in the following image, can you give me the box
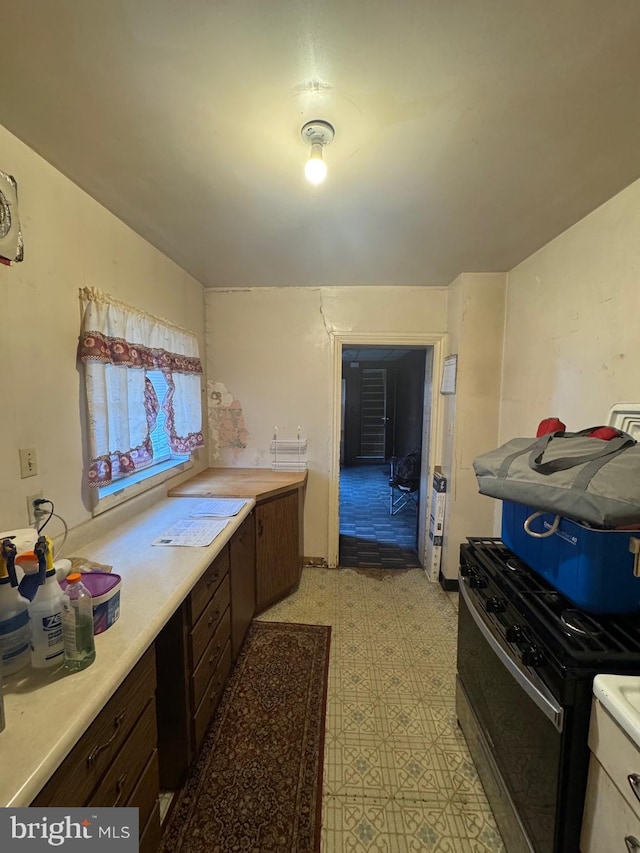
[257,567,505,853]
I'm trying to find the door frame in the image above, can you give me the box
[328,331,447,568]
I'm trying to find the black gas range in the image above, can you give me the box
[456,537,640,853]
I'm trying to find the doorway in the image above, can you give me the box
[339,346,427,568]
[328,332,445,569]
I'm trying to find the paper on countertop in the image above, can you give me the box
[189,498,249,517]
[152,518,229,547]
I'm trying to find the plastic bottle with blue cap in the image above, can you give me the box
[0,538,31,675]
[28,535,65,668]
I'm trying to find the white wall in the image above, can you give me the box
[501,176,640,442]
[440,273,506,579]
[204,286,448,560]
[0,125,207,541]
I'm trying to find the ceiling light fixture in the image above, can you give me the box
[301,120,335,185]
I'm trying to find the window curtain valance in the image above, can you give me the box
[78,287,204,487]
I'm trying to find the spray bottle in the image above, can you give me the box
[0,538,31,675]
[28,535,65,668]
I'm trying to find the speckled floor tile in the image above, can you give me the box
[257,567,505,853]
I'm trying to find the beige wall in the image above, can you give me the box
[204,286,448,561]
[502,177,640,441]
[0,125,207,541]
[440,273,506,579]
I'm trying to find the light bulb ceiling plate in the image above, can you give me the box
[301,120,335,147]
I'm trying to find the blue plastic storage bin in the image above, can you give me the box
[501,501,640,615]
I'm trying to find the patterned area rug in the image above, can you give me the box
[160,621,331,853]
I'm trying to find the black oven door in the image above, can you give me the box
[457,581,564,853]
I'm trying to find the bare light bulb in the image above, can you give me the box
[304,141,327,185]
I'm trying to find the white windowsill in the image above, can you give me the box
[92,457,193,517]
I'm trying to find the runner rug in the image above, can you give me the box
[160,621,331,853]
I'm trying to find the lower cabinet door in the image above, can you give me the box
[581,759,640,852]
[87,699,158,808]
[255,491,299,612]
[230,514,256,660]
[127,750,160,835]
[193,640,232,749]
[140,801,162,853]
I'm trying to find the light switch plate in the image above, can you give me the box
[19,447,37,478]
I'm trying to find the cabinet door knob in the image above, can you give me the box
[86,710,126,767]
[626,836,640,852]
[112,771,128,807]
[628,774,640,803]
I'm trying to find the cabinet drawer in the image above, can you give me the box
[190,575,230,666]
[581,758,640,852]
[33,647,156,807]
[140,800,162,853]
[193,640,231,750]
[192,608,230,710]
[88,699,157,809]
[589,698,640,820]
[127,749,160,834]
[190,549,229,625]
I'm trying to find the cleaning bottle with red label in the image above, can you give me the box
[28,535,65,668]
[0,538,31,675]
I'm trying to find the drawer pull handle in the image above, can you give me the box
[257,519,263,537]
[206,571,219,587]
[112,771,128,807]
[207,610,220,627]
[628,774,640,803]
[86,711,126,767]
[626,837,640,852]
[208,645,221,665]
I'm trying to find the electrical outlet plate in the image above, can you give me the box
[26,492,44,526]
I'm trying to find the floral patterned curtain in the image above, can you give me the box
[78,287,204,487]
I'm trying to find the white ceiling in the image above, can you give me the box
[2,1,640,289]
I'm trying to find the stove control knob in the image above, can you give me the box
[506,625,523,643]
[459,563,471,578]
[469,575,487,589]
[522,646,543,667]
[485,597,506,613]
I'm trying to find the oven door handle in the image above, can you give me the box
[460,579,565,732]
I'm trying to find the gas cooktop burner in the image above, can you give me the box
[464,538,640,666]
[505,557,528,572]
[560,611,604,638]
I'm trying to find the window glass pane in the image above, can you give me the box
[147,369,171,463]
[97,368,188,499]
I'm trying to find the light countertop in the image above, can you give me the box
[168,467,307,501]
[0,495,255,808]
[593,673,640,749]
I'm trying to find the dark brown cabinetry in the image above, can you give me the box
[155,547,232,790]
[168,469,306,614]
[255,489,301,612]
[229,512,256,660]
[32,648,160,853]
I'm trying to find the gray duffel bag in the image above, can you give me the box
[473,427,640,528]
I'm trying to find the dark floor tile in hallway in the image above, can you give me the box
[339,464,421,568]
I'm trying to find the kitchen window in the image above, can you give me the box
[78,287,204,513]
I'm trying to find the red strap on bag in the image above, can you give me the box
[588,426,621,441]
[536,418,566,437]
[536,420,620,441]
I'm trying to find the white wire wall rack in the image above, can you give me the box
[270,426,308,471]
